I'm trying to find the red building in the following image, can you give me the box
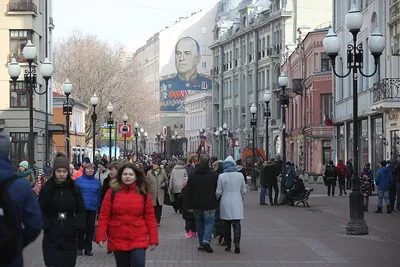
[282,27,333,174]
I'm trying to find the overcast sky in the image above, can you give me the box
[53,0,219,52]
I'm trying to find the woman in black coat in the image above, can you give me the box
[38,152,86,267]
[212,160,225,244]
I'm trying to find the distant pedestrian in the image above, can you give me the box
[39,152,86,267]
[96,163,158,267]
[147,160,168,226]
[360,163,373,212]
[324,161,337,196]
[375,160,393,213]
[0,134,42,267]
[336,160,348,196]
[216,156,247,254]
[187,154,218,253]
[169,160,188,213]
[346,160,353,189]
[261,159,279,205]
[180,177,197,238]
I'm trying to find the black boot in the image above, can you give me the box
[364,205,368,212]
[77,250,83,256]
[232,223,241,254]
[375,207,382,213]
[387,205,392,214]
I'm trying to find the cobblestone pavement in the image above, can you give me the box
[24,183,400,266]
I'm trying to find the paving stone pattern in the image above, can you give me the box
[24,184,400,266]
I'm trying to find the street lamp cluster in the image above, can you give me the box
[323,4,384,235]
[8,40,53,169]
[172,131,182,156]
[214,123,228,159]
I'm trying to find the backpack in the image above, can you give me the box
[0,177,20,264]
[337,165,346,178]
[110,190,147,216]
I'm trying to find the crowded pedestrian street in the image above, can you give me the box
[22,184,400,267]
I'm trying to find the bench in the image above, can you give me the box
[293,188,313,207]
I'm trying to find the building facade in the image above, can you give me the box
[210,0,332,159]
[184,90,213,155]
[332,0,398,173]
[0,0,56,168]
[282,28,333,174]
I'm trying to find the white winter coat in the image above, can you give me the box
[169,165,188,194]
[216,171,247,220]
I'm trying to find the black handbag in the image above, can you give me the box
[164,189,174,206]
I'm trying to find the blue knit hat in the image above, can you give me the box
[0,134,10,159]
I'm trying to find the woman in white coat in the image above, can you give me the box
[169,160,188,213]
[216,156,247,254]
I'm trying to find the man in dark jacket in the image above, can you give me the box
[375,160,394,213]
[187,154,218,253]
[346,160,353,189]
[235,159,247,184]
[0,134,42,267]
[261,159,279,205]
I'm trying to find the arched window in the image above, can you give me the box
[242,16,247,28]
[370,12,378,34]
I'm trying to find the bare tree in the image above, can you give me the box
[53,31,157,145]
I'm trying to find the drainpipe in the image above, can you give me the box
[44,0,49,166]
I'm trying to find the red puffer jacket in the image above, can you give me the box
[95,180,159,251]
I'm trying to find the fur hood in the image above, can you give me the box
[110,178,122,192]
[173,164,186,170]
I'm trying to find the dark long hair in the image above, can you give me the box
[46,168,75,191]
[116,163,149,195]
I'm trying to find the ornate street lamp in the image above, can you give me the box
[134,122,139,159]
[62,80,73,159]
[278,73,289,198]
[250,103,257,191]
[106,102,114,160]
[90,94,99,163]
[263,91,272,160]
[8,41,53,169]
[40,58,53,163]
[323,4,384,235]
[122,113,129,159]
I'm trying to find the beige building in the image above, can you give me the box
[0,0,57,168]
[210,0,332,159]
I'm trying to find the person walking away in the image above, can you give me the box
[216,156,247,254]
[360,163,374,212]
[180,177,196,238]
[324,161,337,196]
[335,160,348,196]
[169,160,188,213]
[0,134,42,267]
[259,161,268,205]
[388,158,398,211]
[263,159,279,205]
[375,160,393,213]
[235,159,247,184]
[75,163,101,256]
[212,160,225,244]
[95,163,158,267]
[147,160,168,226]
[395,155,400,211]
[16,160,36,187]
[187,154,218,253]
[346,160,353,190]
[73,157,91,180]
[95,158,109,186]
[39,152,86,267]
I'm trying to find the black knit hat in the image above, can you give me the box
[53,151,70,170]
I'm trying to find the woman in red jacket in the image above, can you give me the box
[95,163,159,267]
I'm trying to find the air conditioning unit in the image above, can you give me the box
[391,43,399,56]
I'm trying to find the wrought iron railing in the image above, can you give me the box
[7,0,37,13]
[372,78,400,103]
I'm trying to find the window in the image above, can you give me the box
[201,45,207,53]
[201,62,207,69]
[10,81,29,108]
[321,94,332,124]
[201,27,207,34]
[9,30,32,62]
[320,53,331,72]
[10,132,29,167]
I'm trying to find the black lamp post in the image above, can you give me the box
[134,122,139,160]
[278,73,289,197]
[161,135,166,159]
[323,4,384,235]
[250,103,257,191]
[107,102,114,161]
[40,59,53,164]
[62,80,73,160]
[90,94,99,163]
[122,113,129,159]
[222,123,228,158]
[8,41,53,169]
[263,91,272,160]
[156,132,161,154]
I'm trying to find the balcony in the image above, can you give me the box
[371,78,400,111]
[388,0,399,26]
[49,17,55,29]
[7,0,37,14]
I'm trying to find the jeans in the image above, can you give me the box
[77,210,97,251]
[396,182,400,210]
[268,183,279,204]
[326,179,336,196]
[194,209,215,245]
[173,193,181,212]
[259,187,269,204]
[114,249,146,267]
[377,190,390,208]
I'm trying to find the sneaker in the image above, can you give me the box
[186,231,192,239]
[198,244,206,251]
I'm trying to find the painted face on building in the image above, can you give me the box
[175,37,200,78]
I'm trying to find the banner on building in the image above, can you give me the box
[100,127,116,140]
[117,123,133,141]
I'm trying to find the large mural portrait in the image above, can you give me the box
[160,36,212,112]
